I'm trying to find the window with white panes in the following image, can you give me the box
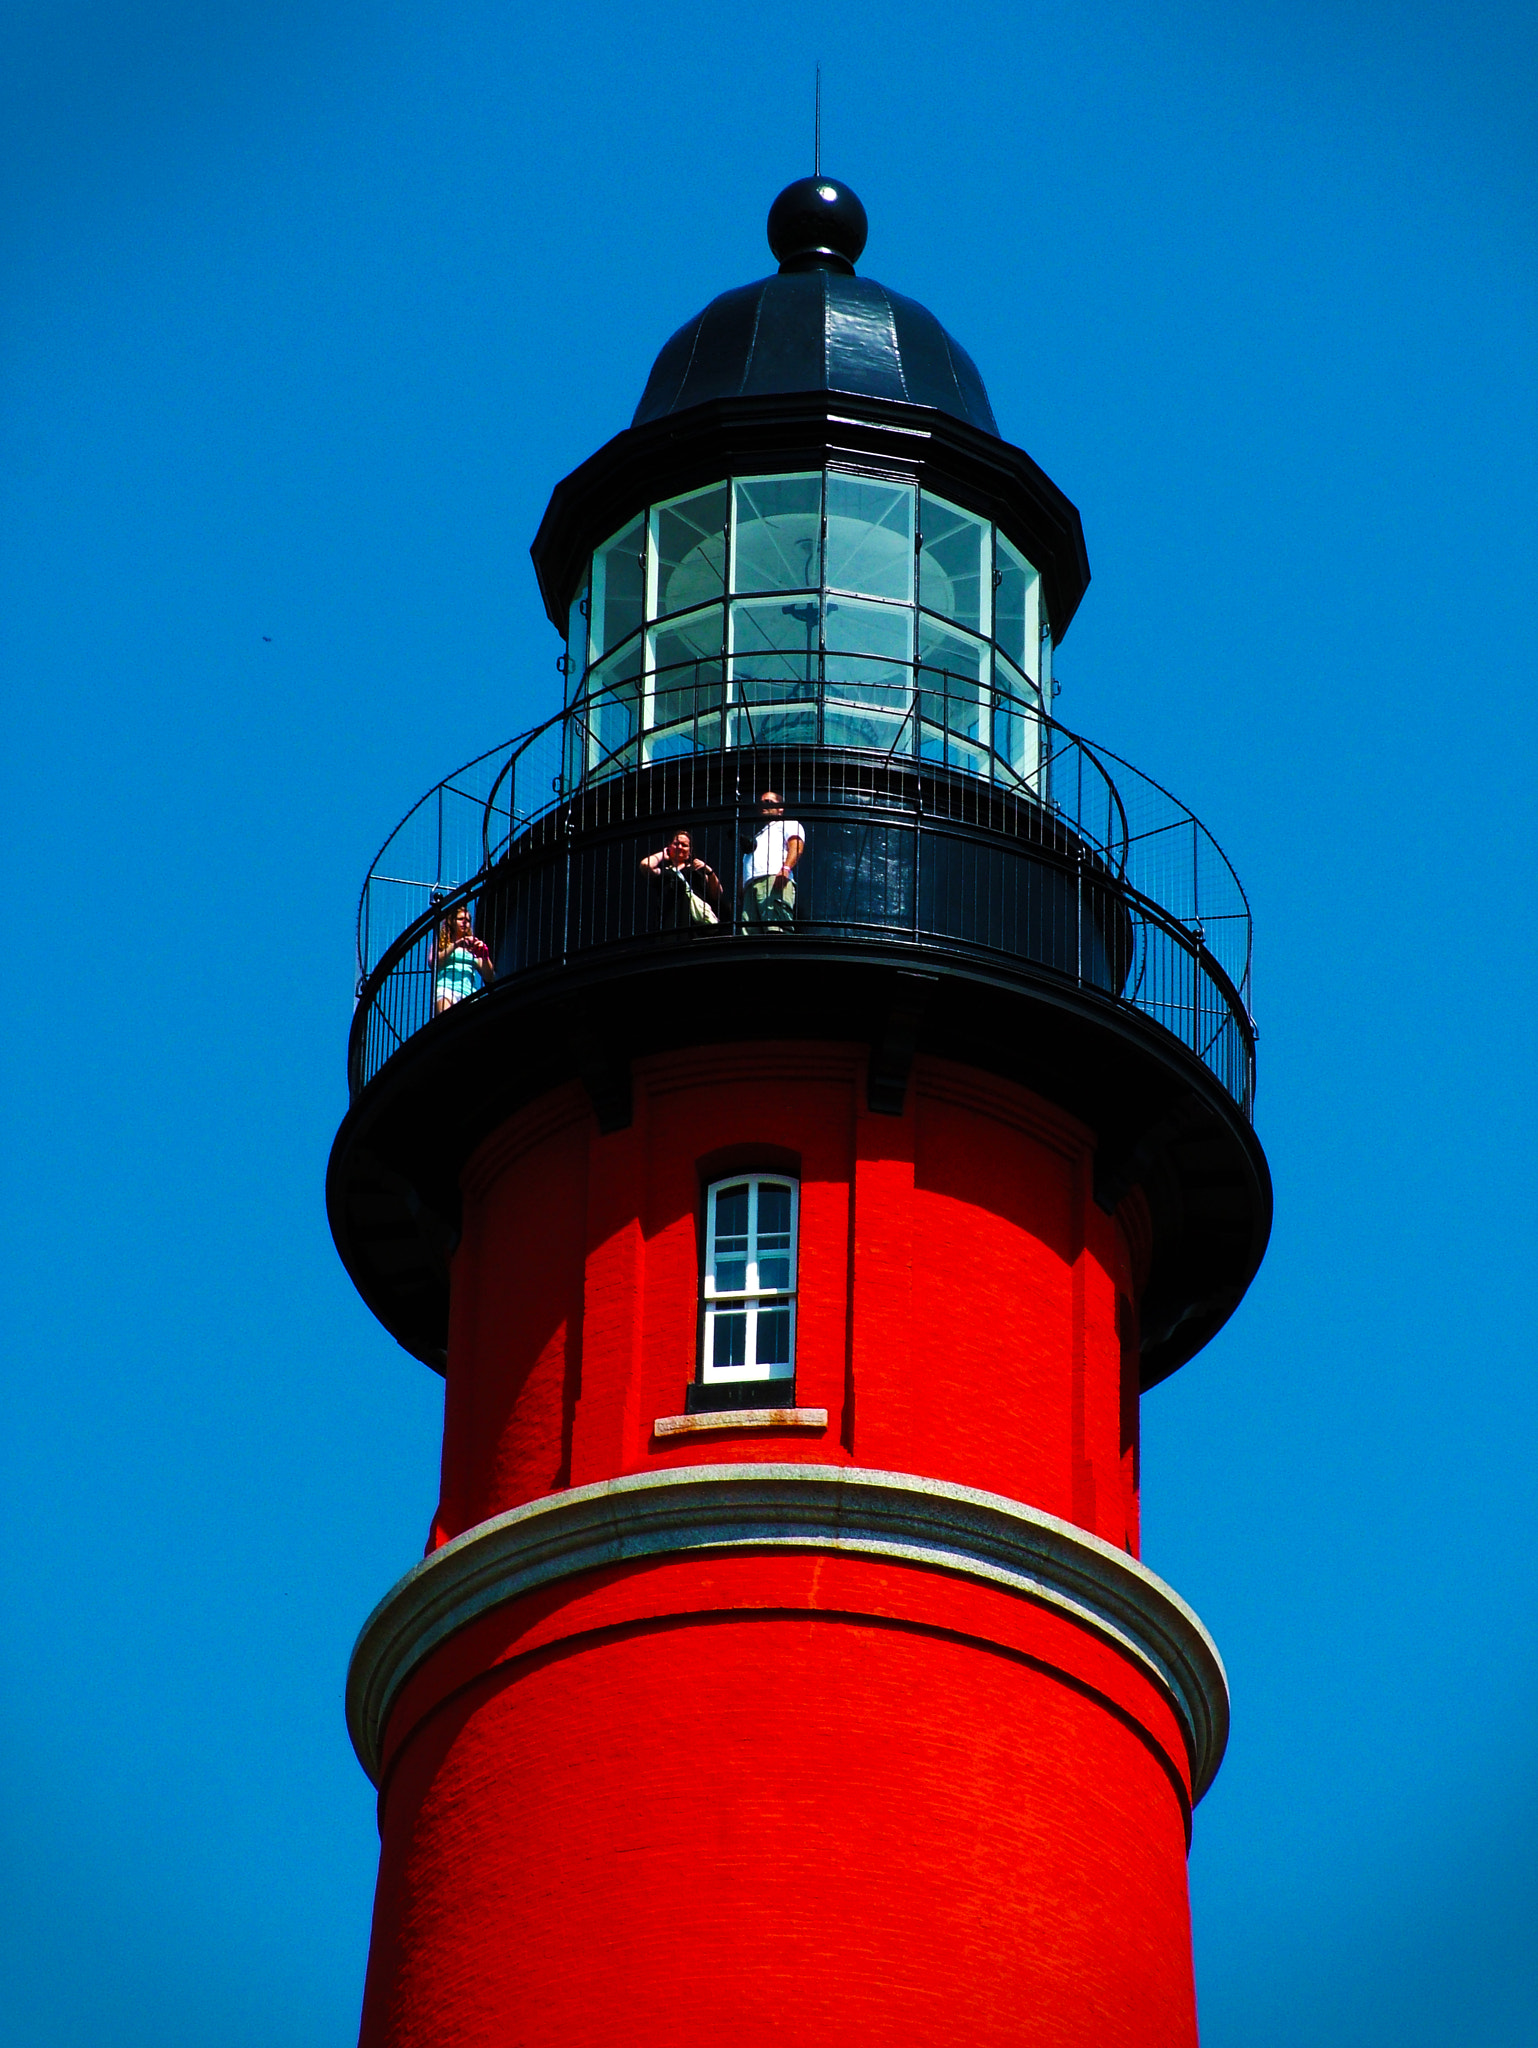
[700,1176,798,1385]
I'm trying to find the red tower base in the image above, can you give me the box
[349,1467,1226,2048]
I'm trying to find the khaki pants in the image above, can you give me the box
[741,874,796,931]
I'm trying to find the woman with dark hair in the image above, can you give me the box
[640,829,722,927]
[433,901,494,1013]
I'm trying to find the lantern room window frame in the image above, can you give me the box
[564,469,1052,785]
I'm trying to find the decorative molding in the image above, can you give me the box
[348,1467,1228,1800]
[653,1407,829,1437]
[826,413,931,440]
[639,1043,859,1097]
[461,1084,589,1203]
[915,1057,1092,1163]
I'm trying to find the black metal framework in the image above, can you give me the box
[531,393,1091,647]
[349,672,1256,1120]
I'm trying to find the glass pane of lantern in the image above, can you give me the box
[920,492,990,635]
[651,485,728,620]
[646,605,724,760]
[590,516,645,659]
[730,597,820,681]
[824,596,913,687]
[728,599,817,746]
[823,598,913,751]
[993,653,1044,794]
[918,619,988,771]
[585,640,641,778]
[994,533,1039,679]
[732,474,822,593]
[825,474,914,602]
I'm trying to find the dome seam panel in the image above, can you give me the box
[740,280,768,399]
[875,283,911,404]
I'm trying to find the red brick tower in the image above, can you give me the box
[329,177,1270,2047]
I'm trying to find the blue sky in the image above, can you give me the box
[2,2,1534,2041]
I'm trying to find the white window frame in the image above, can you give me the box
[700,1174,798,1384]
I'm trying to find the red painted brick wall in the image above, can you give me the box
[438,1044,1140,1550]
[360,1564,1198,2048]
[365,1047,1194,2048]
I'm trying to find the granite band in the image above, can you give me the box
[346,1464,1229,1798]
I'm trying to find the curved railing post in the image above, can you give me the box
[1076,836,1084,991]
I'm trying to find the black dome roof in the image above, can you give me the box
[632,179,1000,436]
[533,180,1090,645]
[633,270,1000,435]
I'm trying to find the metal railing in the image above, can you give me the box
[351,663,1256,1114]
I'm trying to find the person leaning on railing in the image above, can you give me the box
[740,790,804,933]
[640,829,722,929]
[433,901,495,1014]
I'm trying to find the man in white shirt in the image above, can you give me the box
[740,789,804,932]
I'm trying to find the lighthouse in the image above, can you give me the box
[329,176,1270,2047]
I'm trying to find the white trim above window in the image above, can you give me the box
[701,1175,798,1384]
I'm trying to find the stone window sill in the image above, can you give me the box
[653,1406,829,1438]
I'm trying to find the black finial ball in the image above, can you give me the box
[767,177,868,275]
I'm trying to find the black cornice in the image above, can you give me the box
[530,393,1092,644]
[329,942,1269,1389]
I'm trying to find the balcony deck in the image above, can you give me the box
[351,681,1255,1115]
